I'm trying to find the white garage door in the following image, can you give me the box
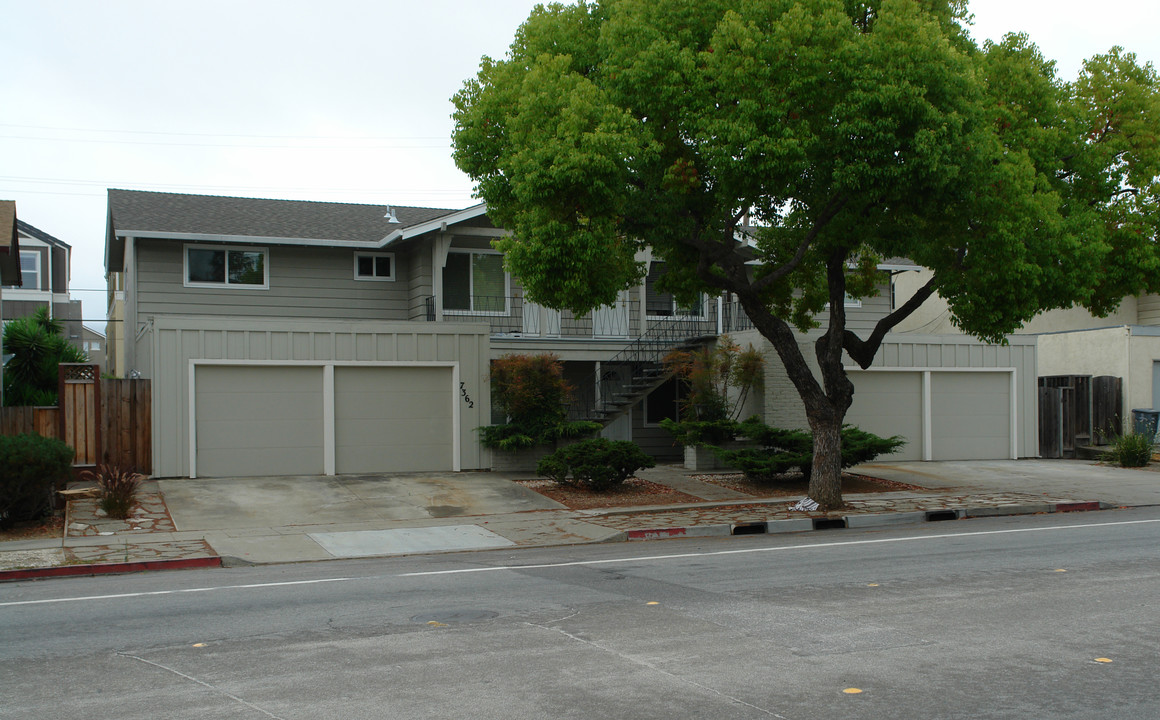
[930,372,1011,460]
[334,366,453,474]
[195,366,326,477]
[846,371,923,461]
[194,364,455,478]
[846,370,1013,462]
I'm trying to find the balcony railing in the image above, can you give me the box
[425,295,735,340]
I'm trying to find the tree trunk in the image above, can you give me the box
[808,414,844,510]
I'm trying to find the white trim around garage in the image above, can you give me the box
[845,366,1018,461]
[188,359,461,479]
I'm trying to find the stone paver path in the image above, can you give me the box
[65,539,216,565]
[66,485,176,537]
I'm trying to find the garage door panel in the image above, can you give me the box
[334,366,453,475]
[846,372,923,461]
[196,366,325,477]
[931,373,1010,460]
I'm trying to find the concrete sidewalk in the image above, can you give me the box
[2,459,1151,580]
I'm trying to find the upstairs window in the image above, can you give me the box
[20,251,39,289]
[443,250,507,314]
[3,250,39,290]
[185,245,268,289]
[646,261,704,318]
[354,252,395,281]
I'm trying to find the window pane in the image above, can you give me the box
[646,262,673,316]
[228,251,265,285]
[13,251,38,289]
[472,253,505,312]
[374,256,392,278]
[357,256,374,277]
[443,253,471,310]
[188,248,225,283]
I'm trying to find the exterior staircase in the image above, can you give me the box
[569,319,717,427]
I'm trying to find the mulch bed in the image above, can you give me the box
[514,477,704,510]
[515,471,928,511]
[692,471,928,497]
[0,515,64,542]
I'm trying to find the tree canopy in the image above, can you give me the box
[452,0,1160,508]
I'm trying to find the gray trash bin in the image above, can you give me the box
[1131,409,1159,438]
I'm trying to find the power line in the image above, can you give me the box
[0,122,448,142]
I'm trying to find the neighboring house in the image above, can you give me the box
[1,200,22,405]
[895,268,1160,433]
[0,217,84,350]
[81,326,107,373]
[105,189,1038,479]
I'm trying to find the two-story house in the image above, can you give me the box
[105,189,1038,479]
[1,217,84,350]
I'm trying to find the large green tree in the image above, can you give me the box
[452,0,1160,509]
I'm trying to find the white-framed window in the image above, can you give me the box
[5,250,41,290]
[443,249,509,314]
[645,262,705,318]
[354,252,395,281]
[184,245,268,289]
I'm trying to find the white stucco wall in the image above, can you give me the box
[893,268,1141,335]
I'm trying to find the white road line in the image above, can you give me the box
[399,517,1160,576]
[0,576,353,607]
[5,516,1159,607]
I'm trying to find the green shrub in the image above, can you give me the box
[710,420,904,482]
[537,438,657,491]
[80,465,145,519]
[658,417,744,447]
[1106,433,1153,467]
[0,433,74,529]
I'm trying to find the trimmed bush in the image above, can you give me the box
[0,433,74,529]
[1106,433,1153,467]
[710,420,904,482]
[537,438,656,491]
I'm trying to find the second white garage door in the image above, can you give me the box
[194,364,455,478]
[334,366,454,474]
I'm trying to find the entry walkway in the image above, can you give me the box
[1,459,1148,578]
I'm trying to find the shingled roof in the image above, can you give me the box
[107,189,465,243]
[105,189,487,272]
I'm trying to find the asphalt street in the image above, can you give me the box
[3,508,1159,719]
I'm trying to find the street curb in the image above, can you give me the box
[0,556,222,582]
[622,500,1109,542]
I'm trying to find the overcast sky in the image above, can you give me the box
[3,0,1157,332]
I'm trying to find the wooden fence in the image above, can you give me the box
[0,377,152,474]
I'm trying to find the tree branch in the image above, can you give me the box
[750,194,848,295]
[844,273,938,368]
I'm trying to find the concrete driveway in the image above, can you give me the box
[158,472,565,532]
[856,458,1160,507]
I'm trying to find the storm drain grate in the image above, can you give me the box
[925,510,959,522]
[812,518,847,531]
[732,523,767,535]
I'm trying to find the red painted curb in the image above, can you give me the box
[0,556,222,582]
[1054,501,1102,512]
[627,528,688,541]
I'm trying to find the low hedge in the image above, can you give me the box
[710,420,904,482]
[0,433,74,529]
[537,438,656,491]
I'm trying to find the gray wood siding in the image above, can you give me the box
[406,242,434,321]
[135,239,412,321]
[148,317,491,477]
